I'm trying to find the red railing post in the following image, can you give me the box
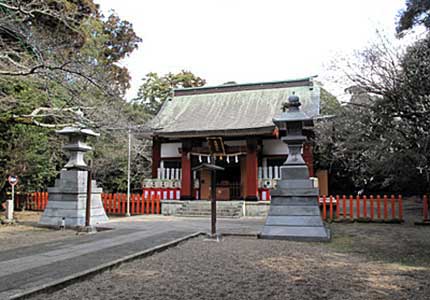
[363,195,367,219]
[329,195,333,220]
[135,194,140,214]
[383,195,388,220]
[131,194,135,215]
[38,192,42,210]
[118,193,121,214]
[109,193,113,214]
[377,195,381,219]
[342,195,346,219]
[424,195,429,221]
[156,194,160,214]
[151,194,155,214]
[398,195,403,221]
[370,195,374,220]
[391,195,396,220]
[122,193,126,215]
[116,193,120,214]
[146,193,150,214]
[35,192,38,210]
[31,193,34,210]
[356,195,360,219]
[322,195,327,220]
[349,195,353,220]
[117,193,121,214]
[336,195,340,219]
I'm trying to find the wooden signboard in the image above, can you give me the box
[207,137,226,156]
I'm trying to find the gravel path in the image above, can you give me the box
[30,221,430,300]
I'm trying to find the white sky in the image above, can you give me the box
[95,0,407,100]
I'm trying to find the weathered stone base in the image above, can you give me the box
[39,170,108,228]
[260,185,330,242]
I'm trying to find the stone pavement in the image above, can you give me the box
[0,216,265,299]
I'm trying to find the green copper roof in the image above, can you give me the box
[150,78,320,138]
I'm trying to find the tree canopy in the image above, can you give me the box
[0,0,146,197]
[315,5,430,194]
[134,70,206,115]
[397,0,430,35]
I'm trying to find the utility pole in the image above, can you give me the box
[126,127,131,217]
[85,160,93,228]
[105,124,150,217]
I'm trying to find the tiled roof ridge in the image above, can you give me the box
[174,76,316,96]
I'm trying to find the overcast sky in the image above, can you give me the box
[95,0,407,100]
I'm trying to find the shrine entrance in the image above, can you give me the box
[198,157,242,200]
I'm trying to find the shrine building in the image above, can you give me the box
[147,77,320,201]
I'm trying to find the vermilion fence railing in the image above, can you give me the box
[101,193,160,215]
[13,192,161,215]
[14,192,49,211]
[319,195,403,222]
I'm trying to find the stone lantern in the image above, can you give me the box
[273,92,313,178]
[57,127,99,170]
[260,93,330,241]
[39,127,108,228]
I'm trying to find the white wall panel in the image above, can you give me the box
[161,143,181,158]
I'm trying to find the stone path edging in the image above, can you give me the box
[9,231,204,300]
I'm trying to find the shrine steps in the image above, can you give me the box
[175,201,242,218]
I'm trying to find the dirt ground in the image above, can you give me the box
[30,220,430,300]
[0,212,76,251]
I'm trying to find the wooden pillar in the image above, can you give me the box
[303,142,314,177]
[180,140,193,200]
[151,137,161,179]
[316,170,328,196]
[245,138,258,201]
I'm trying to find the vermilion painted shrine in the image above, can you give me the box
[146,77,322,201]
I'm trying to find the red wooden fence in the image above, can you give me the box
[320,195,403,222]
[101,193,161,215]
[13,192,161,215]
[14,192,49,211]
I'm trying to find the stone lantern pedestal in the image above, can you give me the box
[39,127,108,228]
[260,94,330,241]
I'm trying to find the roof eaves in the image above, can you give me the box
[153,126,276,138]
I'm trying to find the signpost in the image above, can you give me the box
[192,162,224,238]
[7,175,18,221]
